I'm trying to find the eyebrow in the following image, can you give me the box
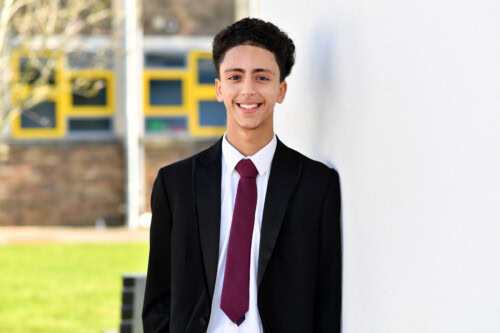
[223,68,276,75]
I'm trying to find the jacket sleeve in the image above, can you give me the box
[314,169,342,332]
[142,169,172,332]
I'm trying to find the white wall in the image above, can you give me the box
[260,1,500,332]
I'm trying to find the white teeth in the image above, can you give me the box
[239,104,258,110]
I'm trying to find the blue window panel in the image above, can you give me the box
[72,80,107,106]
[21,101,56,128]
[145,53,186,68]
[69,118,111,131]
[199,101,226,126]
[146,117,187,133]
[149,80,183,106]
[20,57,56,85]
[198,58,217,84]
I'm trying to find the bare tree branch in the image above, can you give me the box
[0,0,119,148]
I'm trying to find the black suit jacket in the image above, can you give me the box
[142,137,342,333]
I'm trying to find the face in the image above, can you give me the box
[215,44,287,137]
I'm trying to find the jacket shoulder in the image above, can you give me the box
[280,141,339,182]
[157,154,194,178]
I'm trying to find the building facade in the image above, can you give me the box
[1,36,227,226]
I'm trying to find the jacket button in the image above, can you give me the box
[200,317,207,326]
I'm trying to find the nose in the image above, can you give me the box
[241,77,256,95]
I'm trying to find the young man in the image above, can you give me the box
[142,18,342,333]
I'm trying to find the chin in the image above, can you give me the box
[231,117,259,130]
[238,123,260,131]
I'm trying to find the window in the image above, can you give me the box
[11,59,114,139]
[197,58,217,84]
[149,80,183,106]
[198,101,226,126]
[68,70,115,115]
[66,70,115,136]
[68,118,112,132]
[19,57,56,85]
[145,53,186,68]
[146,117,187,134]
[72,80,108,106]
[20,101,57,128]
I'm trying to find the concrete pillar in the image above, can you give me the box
[114,0,145,229]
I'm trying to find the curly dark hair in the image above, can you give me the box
[212,18,296,82]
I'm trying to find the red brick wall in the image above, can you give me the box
[0,141,125,226]
[0,138,217,226]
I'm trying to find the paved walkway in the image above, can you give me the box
[0,226,150,245]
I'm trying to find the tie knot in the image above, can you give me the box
[235,159,258,178]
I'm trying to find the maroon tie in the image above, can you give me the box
[220,158,258,326]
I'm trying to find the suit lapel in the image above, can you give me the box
[257,138,302,288]
[194,138,222,300]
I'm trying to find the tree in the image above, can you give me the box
[0,0,116,159]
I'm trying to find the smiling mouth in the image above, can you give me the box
[237,103,263,111]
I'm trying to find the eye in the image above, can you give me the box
[257,76,270,81]
[227,75,240,80]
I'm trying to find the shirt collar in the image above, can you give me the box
[222,132,277,177]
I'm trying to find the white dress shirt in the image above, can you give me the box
[206,133,277,333]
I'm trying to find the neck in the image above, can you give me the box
[226,128,274,156]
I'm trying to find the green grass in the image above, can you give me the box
[0,243,149,333]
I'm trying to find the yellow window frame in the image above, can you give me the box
[10,49,65,86]
[188,50,217,88]
[143,69,191,116]
[67,69,115,116]
[11,92,66,139]
[10,49,67,139]
[187,50,226,137]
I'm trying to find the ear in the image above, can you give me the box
[276,81,288,104]
[215,78,223,102]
